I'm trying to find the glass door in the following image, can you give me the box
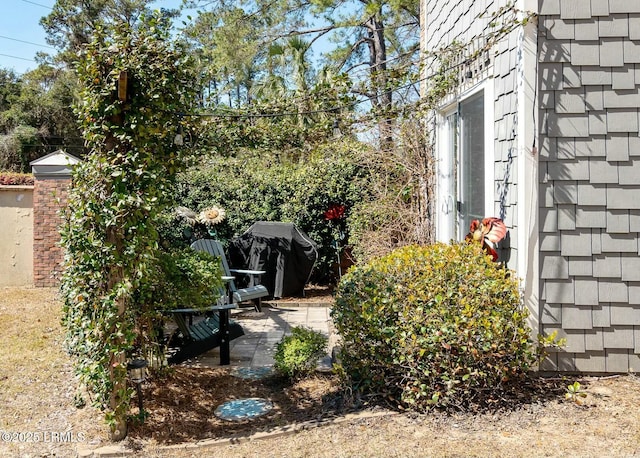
[458,91,485,238]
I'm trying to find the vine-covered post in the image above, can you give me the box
[59,14,199,440]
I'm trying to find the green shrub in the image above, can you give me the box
[274,326,328,379]
[144,247,224,312]
[0,171,34,185]
[131,246,224,359]
[332,242,536,410]
[167,141,371,282]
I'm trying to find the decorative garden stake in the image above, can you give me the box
[127,359,148,416]
[464,217,507,262]
[198,206,226,238]
[324,203,346,278]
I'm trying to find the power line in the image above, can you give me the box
[0,53,35,62]
[20,0,53,9]
[0,35,55,50]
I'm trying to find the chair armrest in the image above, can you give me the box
[230,268,266,276]
[170,303,238,314]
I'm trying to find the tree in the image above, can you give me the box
[184,0,420,147]
[60,13,199,440]
[0,65,83,171]
[311,0,420,146]
[41,0,178,64]
[0,69,21,114]
[183,5,265,108]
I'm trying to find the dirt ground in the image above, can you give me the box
[2,287,640,457]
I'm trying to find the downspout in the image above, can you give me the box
[516,0,540,341]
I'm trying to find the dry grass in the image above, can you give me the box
[2,287,640,458]
[0,287,107,458]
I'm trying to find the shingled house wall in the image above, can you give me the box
[422,0,538,276]
[423,0,640,372]
[538,0,640,373]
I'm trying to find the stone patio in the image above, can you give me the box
[176,302,336,371]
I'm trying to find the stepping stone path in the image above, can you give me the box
[231,366,273,380]
[215,368,276,422]
[215,398,273,421]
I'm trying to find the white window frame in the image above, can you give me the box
[435,81,494,242]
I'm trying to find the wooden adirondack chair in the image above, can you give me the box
[191,239,269,312]
[166,303,245,365]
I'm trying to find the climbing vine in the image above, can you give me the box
[422,2,534,108]
[59,14,199,440]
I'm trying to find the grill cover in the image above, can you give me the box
[228,222,318,298]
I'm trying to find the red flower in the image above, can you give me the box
[324,204,346,221]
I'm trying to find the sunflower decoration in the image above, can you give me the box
[198,206,226,227]
[197,207,226,238]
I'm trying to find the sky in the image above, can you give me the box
[0,0,186,75]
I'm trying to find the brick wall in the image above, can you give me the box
[33,177,70,287]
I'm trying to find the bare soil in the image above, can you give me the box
[2,287,640,458]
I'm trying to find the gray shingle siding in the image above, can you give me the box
[607,210,630,233]
[593,254,621,277]
[569,256,594,275]
[424,0,522,271]
[425,0,640,373]
[582,66,612,84]
[599,15,629,37]
[574,278,600,305]
[538,0,640,372]
[578,183,607,205]
[560,0,592,20]
[591,0,609,17]
[609,0,640,14]
[592,304,611,327]
[577,206,607,228]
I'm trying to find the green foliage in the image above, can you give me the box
[346,116,434,263]
[164,138,370,282]
[142,247,223,314]
[59,13,200,439]
[0,68,21,114]
[332,243,536,410]
[195,72,355,155]
[0,66,84,171]
[565,381,587,405]
[274,326,328,379]
[0,125,40,173]
[40,0,172,64]
[537,329,566,363]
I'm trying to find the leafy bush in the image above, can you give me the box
[0,125,40,172]
[274,326,328,379]
[140,247,223,313]
[165,139,370,282]
[59,15,201,439]
[0,171,34,185]
[346,117,434,263]
[332,242,536,410]
[127,247,223,363]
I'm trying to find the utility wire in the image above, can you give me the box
[0,35,55,50]
[20,0,53,9]
[176,53,473,120]
[0,53,35,62]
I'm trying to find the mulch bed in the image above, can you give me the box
[127,367,348,447]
